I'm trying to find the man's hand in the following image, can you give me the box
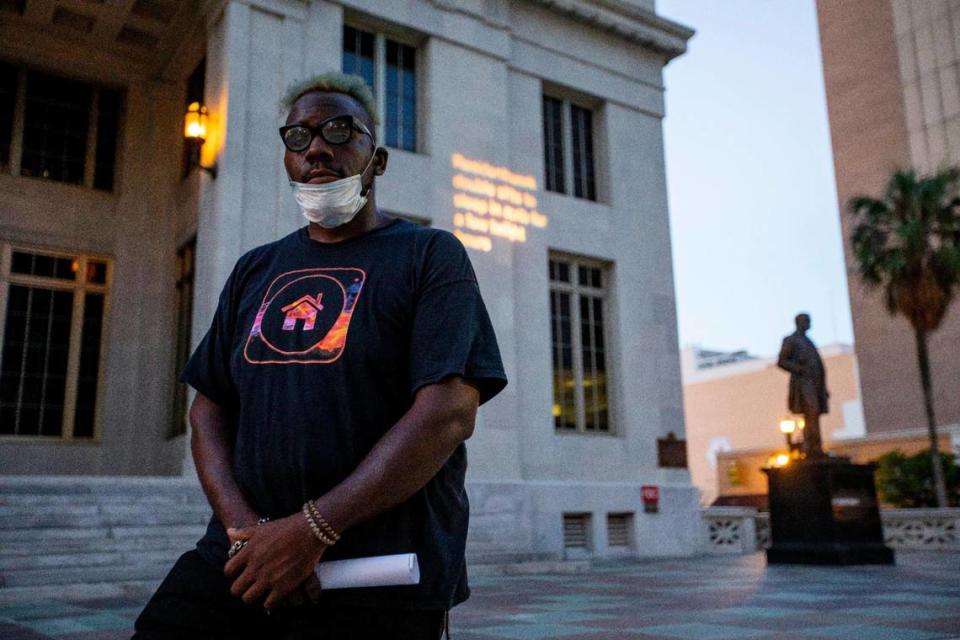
[224,512,327,609]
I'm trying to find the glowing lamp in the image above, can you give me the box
[775,453,790,467]
[779,419,796,435]
[183,102,217,178]
[184,102,208,141]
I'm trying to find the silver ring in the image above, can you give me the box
[227,539,247,559]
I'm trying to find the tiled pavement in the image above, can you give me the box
[1,551,959,639]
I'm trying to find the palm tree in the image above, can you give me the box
[848,168,960,509]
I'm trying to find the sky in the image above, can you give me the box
[657,0,855,358]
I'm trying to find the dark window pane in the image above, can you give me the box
[580,295,595,431]
[34,254,54,277]
[0,61,16,170]
[86,260,107,284]
[94,88,122,191]
[558,261,570,283]
[10,251,32,275]
[171,238,195,437]
[55,257,75,280]
[73,293,104,438]
[571,104,596,200]
[386,39,416,151]
[542,96,565,193]
[10,251,77,280]
[342,26,375,93]
[550,289,576,431]
[21,70,92,186]
[0,405,14,435]
[0,285,72,437]
[0,285,28,435]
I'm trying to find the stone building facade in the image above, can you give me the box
[0,0,699,559]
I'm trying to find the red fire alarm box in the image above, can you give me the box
[641,485,659,513]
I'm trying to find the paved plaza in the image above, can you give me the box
[1,551,958,639]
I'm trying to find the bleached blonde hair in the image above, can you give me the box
[280,72,379,126]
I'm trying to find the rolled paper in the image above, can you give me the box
[315,553,420,590]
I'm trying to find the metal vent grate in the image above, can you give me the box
[607,513,633,547]
[563,513,591,549]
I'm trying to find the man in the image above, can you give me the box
[134,72,507,639]
[777,313,828,457]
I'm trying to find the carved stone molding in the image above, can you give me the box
[523,0,693,60]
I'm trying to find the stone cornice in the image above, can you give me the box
[523,0,694,60]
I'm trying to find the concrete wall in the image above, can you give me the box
[817,0,960,435]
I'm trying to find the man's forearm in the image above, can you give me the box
[310,377,480,536]
[190,393,259,531]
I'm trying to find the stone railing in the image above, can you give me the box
[701,507,960,554]
[881,508,959,549]
[701,507,759,555]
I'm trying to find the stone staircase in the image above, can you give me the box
[0,477,587,605]
[0,477,208,605]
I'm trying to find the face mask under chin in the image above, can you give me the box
[290,151,377,229]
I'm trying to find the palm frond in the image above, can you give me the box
[847,167,960,331]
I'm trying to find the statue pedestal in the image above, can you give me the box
[763,457,894,565]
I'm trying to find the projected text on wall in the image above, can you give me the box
[450,153,548,252]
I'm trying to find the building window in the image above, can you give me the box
[0,62,123,190]
[542,94,597,201]
[549,254,610,433]
[171,237,196,437]
[0,246,110,439]
[342,25,417,152]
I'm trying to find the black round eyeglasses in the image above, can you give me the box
[278,115,374,152]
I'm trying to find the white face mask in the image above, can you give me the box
[290,151,377,229]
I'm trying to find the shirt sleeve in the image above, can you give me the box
[408,231,507,405]
[179,263,242,410]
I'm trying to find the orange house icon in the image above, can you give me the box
[281,293,324,331]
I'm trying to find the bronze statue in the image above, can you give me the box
[777,313,829,457]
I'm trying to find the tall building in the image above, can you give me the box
[817,0,960,435]
[0,0,699,560]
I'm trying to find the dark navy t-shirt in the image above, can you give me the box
[181,218,507,610]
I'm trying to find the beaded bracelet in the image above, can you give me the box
[302,503,337,546]
[307,500,341,543]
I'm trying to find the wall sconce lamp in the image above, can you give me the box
[184,101,218,179]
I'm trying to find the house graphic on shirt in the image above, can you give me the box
[280,293,324,331]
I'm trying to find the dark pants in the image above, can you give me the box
[134,551,446,640]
